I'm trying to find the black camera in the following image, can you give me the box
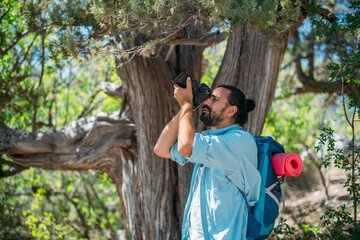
[171,69,212,108]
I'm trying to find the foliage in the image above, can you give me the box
[312,1,360,238]
[1,0,123,238]
[320,206,357,239]
[270,218,299,240]
[0,167,124,239]
[0,0,122,131]
[201,39,227,86]
[263,2,360,239]
[76,0,304,58]
[264,93,327,154]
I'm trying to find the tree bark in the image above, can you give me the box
[115,41,206,239]
[213,27,291,135]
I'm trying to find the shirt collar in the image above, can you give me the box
[201,124,243,136]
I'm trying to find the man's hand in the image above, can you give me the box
[154,78,195,159]
[173,77,196,158]
[174,77,193,107]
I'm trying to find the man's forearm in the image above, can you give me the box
[153,112,180,158]
[177,102,196,158]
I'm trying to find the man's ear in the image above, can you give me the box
[227,105,238,119]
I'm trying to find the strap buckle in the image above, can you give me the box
[276,175,285,185]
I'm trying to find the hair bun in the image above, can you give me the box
[246,99,255,113]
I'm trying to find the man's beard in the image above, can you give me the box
[200,106,227,127]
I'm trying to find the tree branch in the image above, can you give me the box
[0,157,29,178]
[316,6,338,23]
[85,173,116,239]
[283,54,358,98]
[279,81,356,99]
[62,190,90,238]
[32,33,47,133]
[99,82,123,98]
[12,33,38,73]
[77,89,101,119]
[0,121,22,152]
[0,31,30,57]
[162,31,227,47]
[0,115,136,173]
[281,29,359,100]
[0,5,13,23]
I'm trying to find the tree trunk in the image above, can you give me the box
[114,42,206,239]
[213,27,290,135]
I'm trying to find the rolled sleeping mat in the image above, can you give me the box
[272,153,303,177]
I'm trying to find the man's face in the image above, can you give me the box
[200,87,231,127]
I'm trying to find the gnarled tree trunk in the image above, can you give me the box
[114,43,206,238]
[213,27,290,135]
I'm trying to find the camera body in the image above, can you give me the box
[171,69,212,108]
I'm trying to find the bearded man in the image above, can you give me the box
[154,78,261,240]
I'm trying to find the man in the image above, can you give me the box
[154,78,261,239]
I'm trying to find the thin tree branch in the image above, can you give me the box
[13,34,38,73]
[0,157,29,178]
[308,48,315,80]
[315,6,339,23]
[62,190,90,239]
[47,80,58,130]
[0,31,30,57]
[32,33,46,132]
[341,77,353,126]
[63,72,72,127]
[63,219,83,236]
[0,5,13,23]
[86,173,116,238]
[277,83,354,100]
[78,89,101,119]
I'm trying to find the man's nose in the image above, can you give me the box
[203,98,211,106]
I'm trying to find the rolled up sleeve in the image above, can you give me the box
[170,142,189,165]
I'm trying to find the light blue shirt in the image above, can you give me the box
[171,124,261,240]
